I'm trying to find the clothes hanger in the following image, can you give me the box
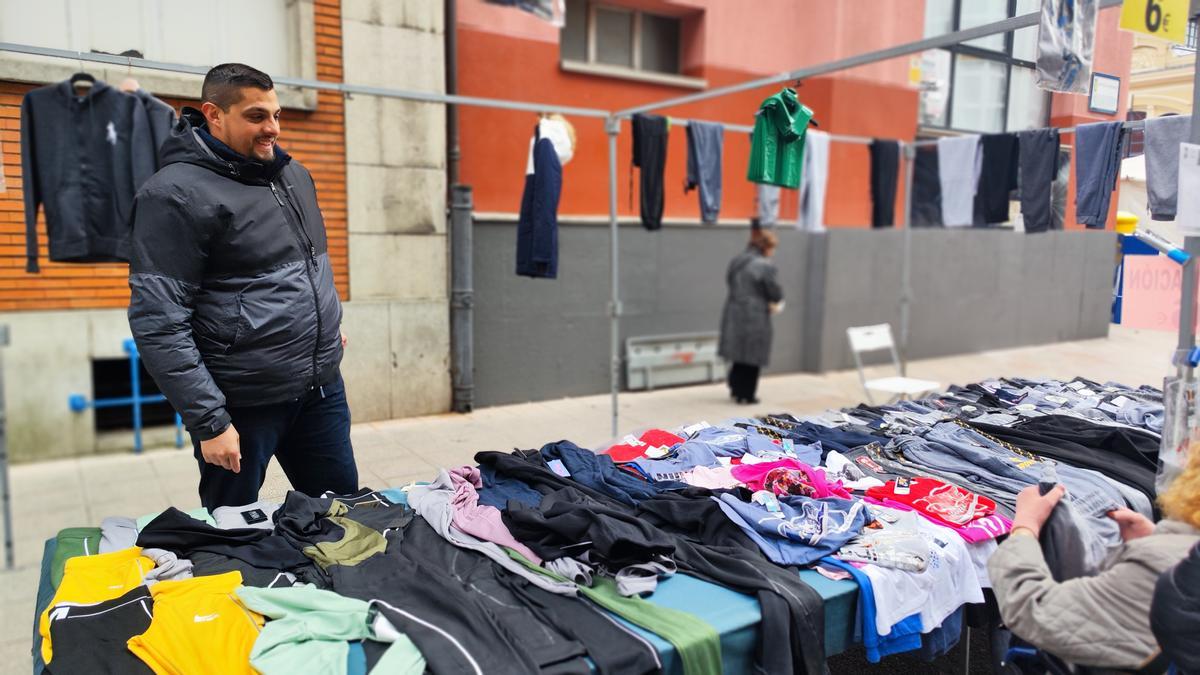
[69,70,95,94]
[119,55,140,93]
[787,79,821,128]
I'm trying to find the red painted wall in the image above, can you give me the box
[455,36,917,225]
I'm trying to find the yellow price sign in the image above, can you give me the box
[1120,0,1190,44]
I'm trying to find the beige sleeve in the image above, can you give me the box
[987,534,1159,670]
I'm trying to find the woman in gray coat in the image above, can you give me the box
[718,227,783,404]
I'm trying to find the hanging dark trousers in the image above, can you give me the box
[632,113,669,230]
[869,140,900,228]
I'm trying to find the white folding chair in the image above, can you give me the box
[845,324,940,404]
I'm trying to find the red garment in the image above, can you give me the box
[602,429,685,463]
[865,478,996,529]
[863,496,1011,543]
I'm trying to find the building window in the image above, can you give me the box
[561,0,682,75]
[91,359,175,432]
[1188,20,1198,50]
[919,0,1051,133]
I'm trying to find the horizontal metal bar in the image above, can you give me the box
[615,0,1122,118]
[824,134,875,146]
[908,119,1148,147]
[671,118,754,134]
[671,116,876,145]
[0,41,613,119]
[90,395,168,409]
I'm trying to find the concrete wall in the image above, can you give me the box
[339,0,452,421]
[473,223,1116,407]
[813,229,1115,371]
[1,309,132,462]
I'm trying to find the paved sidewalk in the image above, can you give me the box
[0,325,1175,673]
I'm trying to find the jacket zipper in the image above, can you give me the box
[271,181,323,392]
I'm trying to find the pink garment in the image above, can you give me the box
[447,466,543,563]
[682,465,741,490]
[863,496,1012,543]
[730,459,852,499]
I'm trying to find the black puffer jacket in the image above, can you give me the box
[1152,542,1200,674]
[128,108,343,440]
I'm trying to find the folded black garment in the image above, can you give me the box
[275,489,413,547]
[973,416,1159,515]
[273,489,414,584]
[636,487,759,552]
[136,507,313,572]
[189,551,301,588]
[1012,415,1159,469]
[503,486,675,566]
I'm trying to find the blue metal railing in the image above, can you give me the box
[68,339,183,453]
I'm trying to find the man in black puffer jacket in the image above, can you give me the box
[128,63,356,509]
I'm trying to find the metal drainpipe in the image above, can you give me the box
[450,186,474,413]
[446,0,473,412]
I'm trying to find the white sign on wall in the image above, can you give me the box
[1088,73,1121,115]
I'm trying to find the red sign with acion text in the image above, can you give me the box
[1121,255,1200,332]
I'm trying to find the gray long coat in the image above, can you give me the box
[718,247,783,367]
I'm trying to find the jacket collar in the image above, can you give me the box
[171,107,292,185]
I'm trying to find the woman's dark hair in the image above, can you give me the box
[749,225,777,253]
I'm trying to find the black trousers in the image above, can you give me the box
[190,372,358,509]
[869,139,900,228]
[632,114,668,230]
[728,362,761,400]
[1018,128,1060,233]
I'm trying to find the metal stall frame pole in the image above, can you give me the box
[606,116,622,438]
[899,142,916,375]
[1164,2,1200,488]
[1177,1,1200,376]
[0,325,9,569]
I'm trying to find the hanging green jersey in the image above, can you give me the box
[747,87,813,189]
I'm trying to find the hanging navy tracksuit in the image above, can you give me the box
[516,130,562,279]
